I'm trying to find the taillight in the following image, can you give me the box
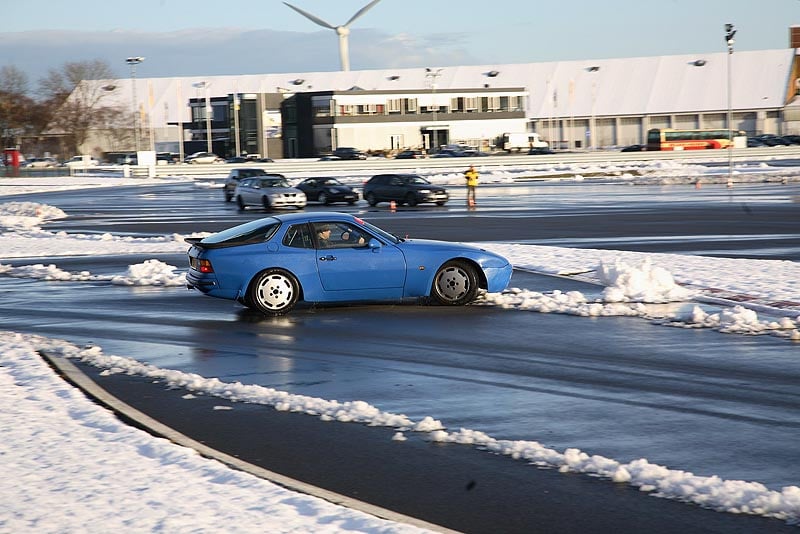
[198,259,214,273]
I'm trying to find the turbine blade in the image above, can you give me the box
[283,2,336,30]
[344,0,382,27]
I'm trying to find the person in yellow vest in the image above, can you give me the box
[464,165,479,207]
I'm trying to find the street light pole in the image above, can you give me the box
[193,81,213,153]
[725,23,736,188]
[125,57,145,153]
[425,68,442,154]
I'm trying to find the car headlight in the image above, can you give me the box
[418,189,431,194]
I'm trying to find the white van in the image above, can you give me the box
[501,133,549,152]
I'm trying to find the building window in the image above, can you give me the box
[464,97,478,111]
[406,98,417,112]
[487,96,500,111]
[388,99,401,113]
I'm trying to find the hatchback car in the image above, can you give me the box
[295,177,359,205]
[223,168,279,202]
[185,151,223,164]
[185,212,512,315]
[363,173,448,207]
[233,175,306,211]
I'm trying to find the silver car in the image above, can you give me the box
[233,176,307,211]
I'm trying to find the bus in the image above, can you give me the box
[646,128,746,151]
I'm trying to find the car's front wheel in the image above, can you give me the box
[247,269,300,315]
[318,192,329,205]
[406,193,418,207]
[236,196,246,210]
[262,196,272,211]
[431,260,478,306]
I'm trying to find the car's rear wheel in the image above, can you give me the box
[247,269,300,315]
[431,260,478,306]
[406,193,418,207]
[366,192,378,206]
[236,196,246,210]
[318,192,329,205]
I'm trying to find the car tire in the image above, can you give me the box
[366,192,378,206]
[224,191,233,202]
[236,196,246,210]
[247,269,300,316]
[431,260,479,306]
[406,193,418,207]
[318,192,329,205]
[262,196,272,212]
[436,201,446,206]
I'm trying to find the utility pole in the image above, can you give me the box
[725,24,736,188]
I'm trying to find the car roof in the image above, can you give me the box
[268,211,356,225]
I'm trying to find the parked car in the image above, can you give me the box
[395,150,425,159]
[233,175,306,211]
[754,135,791,147]
[620,144,645,152]
[185,212,513,315]
[782,134,800,145]
[363,173,448,207]
[460,149,489,157]
[21,157,58,168]
[224,168,280,202]
[295,177,359,205]
[62,156,100,168]
[185,151,223,164]
[332,147,367,160]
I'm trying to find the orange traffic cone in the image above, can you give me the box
[389,200,396,211]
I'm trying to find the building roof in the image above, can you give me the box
[77,48,796,127]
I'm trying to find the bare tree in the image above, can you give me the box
[0,65,36,148]
[38,59,118,155]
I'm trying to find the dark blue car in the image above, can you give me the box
[186,212,512,315]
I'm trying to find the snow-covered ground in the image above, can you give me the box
[1,160,799,531]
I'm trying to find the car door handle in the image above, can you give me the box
[319,255,337,261]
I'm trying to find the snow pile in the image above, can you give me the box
[110,259,187,286]
[664,305,800,339]
[598,258,696,303]
[0,201,67,230]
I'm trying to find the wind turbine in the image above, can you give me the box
[283,0,382,72]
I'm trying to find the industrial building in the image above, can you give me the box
[62,32,800,160]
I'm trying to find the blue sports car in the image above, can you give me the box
[185,212,512,315]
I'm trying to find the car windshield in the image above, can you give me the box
[261,178,290,188]
[353,217,400,244]
[202,218,280,245]
[404,175,430,185]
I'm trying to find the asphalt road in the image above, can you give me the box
[4,179,800,532]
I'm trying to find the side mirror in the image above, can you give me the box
[368,238,381,251]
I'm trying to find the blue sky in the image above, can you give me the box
[2,0,798,81]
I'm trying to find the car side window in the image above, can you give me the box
[283,224,313,249]
[389,176,402,186]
